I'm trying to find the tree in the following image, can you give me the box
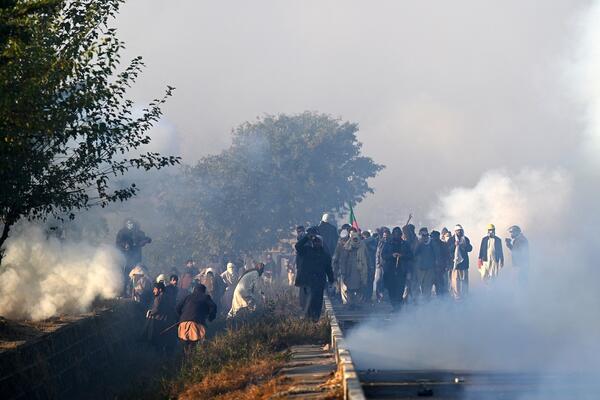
[0,0,179,257]
[155,112,384,263]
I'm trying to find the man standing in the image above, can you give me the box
[116,219,152,287]
[448,225,473,300]
[295,233,334,321]
[430,230,450,297]
[337,231,368,306]
[401,224,418,303]
[414,227,436,301]
[318,213,339,257]
[382,227,413,311]
[362,230,378,302]
[373,227,390,303]
[176,283,217,356]
[505,225,529,283]
[478,224,504,282]
[141,282,170,351]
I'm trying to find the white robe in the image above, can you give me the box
[227,270,263,318]
[481,237,502,280]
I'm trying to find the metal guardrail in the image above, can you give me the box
[324,295,366,400]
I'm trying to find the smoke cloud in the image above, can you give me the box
[0,226,123,321]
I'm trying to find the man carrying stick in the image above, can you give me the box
[382,226,413,311]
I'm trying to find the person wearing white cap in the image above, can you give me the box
[448,224,473,300]
[318,213,339,257]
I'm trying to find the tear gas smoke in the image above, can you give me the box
[429,168,572,245]
[347,2,600,390]
[0,226,123,321]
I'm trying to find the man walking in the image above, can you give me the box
[382,227,413,311]
[295,232,334,321]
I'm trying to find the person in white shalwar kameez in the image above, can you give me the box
[227,263,265,318]
[478,224,504,282]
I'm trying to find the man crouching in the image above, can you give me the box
[176,283,217,357]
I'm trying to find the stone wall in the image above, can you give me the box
[0,300,143,400]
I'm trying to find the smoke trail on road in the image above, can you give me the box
[0,226,123,321]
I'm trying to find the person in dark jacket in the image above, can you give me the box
[401,224,419,303]
[141,282,170,351]
[163,275,179,351]
[448,224,473,300]
[505,225,529,283]
[478,224,504,281]
[382,227,413,311]
[176,283,217,356]
[295,232,334,321]
[414,227,436,301]
[318,213,339,257]
[430,230,450,296]
[116,219,152,272]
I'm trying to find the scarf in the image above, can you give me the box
[453,236,465,269]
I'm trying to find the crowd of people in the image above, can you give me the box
[292,213,530,317]
[115,212,530,353]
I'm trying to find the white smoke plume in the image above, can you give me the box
[0,227,123,321]
[429,168,572,246]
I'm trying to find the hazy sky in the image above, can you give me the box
[115,0,591,227]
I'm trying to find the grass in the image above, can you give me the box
[150,286,331,399]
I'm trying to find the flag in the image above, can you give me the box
[349,203,359,230]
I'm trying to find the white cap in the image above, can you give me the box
[156,274,166,283]
[454,224,464,232]
[321,213,331,223]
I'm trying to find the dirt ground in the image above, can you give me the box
[0,299,118,351]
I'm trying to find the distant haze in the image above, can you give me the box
[115,0,591,227]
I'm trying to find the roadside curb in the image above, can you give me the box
[324,296,366,400]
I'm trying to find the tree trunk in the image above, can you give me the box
[0,219,14,264]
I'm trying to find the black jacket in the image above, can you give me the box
[176,290,217,325]
[318,221,339,257]
[414,239,436,270]
[478,236,504,264]
[381,238,413,274]
[294,235,334,288]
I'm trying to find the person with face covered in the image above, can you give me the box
[448,224,473,299]
[115,219,152,273]
[227,262,266,318]
[295,230,334,321]
[332,228,351,299]
[382,226,413,311]
[414,227,436,300]
[220,262,239,310]
[373,227,390,303]
[505,225,529,283]
[337,231,368,306]
[430,230,450,296]
[401,224,419,303]
[478,224,504,281]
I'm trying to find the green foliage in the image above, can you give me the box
[154,112,383,263]
[0,0,179,254]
